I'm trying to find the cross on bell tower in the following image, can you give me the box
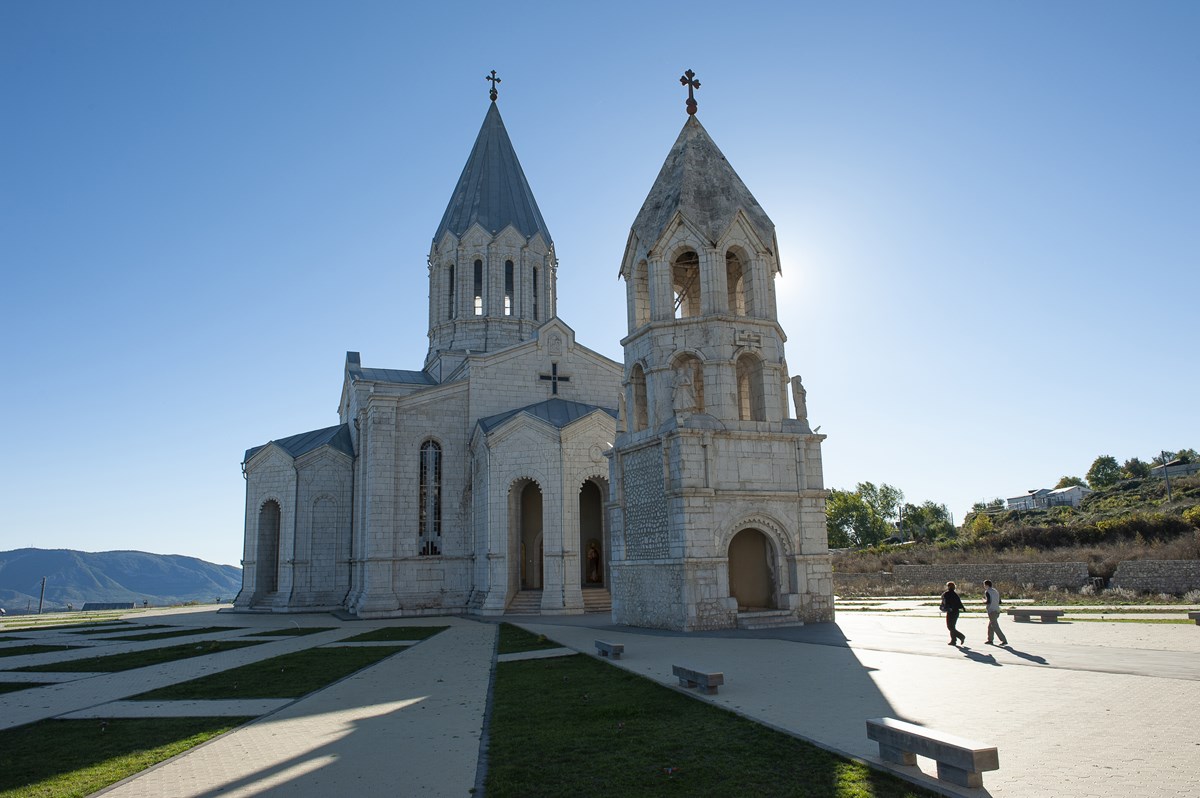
[679,69,700,115]
[486,69,501,102]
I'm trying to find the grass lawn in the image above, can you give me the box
[0,717,250,798]
[105,626,238,642]
[486,653,936,798]
[65,624,160,635]
[342,626,447,643]
[252,626,335,636]
[1068,617,1194,624]
[0,682,44,694]
[497,622,564,654]
[130,645,405,700]
[1,644,79,658]
[0,617,130,632]
[15,640,262,673]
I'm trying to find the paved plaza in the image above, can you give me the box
[2,603,1198,797]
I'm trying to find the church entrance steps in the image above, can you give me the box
[505,590,543,615]
[736,609,803,630]
[582,588,612,614]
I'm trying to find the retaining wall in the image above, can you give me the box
[1110,560,1200,594]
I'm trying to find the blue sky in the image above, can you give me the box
[2,2,1196,567]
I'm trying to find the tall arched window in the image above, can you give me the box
[447,264,456,319]
[419,440,442,555]
[672,250,701,318]
[632,259,650,327]
[532,266,540,320]
[473,259,484,316]
[257,499,281,593]
[630,364,648,431]
[504,260,514,316]
[736,354,766,422]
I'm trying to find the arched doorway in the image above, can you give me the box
[257,500,281,594]
[728,528,775,610]
[518,481,543,589]
[579,479,606,587]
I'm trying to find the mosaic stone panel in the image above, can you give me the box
[622,444,668,559]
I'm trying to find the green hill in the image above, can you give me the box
[0,548,241,611]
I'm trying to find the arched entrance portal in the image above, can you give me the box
[518,481,543,589]
[579,479,606,587]
[257,500,281,594]
[728,528,775,610]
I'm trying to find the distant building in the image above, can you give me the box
[1150,460,1200,479]
[1007,485,1091,511]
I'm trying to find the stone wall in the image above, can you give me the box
[1110,560,1200,594]
[834,562,1090,592]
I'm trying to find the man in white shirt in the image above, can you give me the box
[984,580,1008,646]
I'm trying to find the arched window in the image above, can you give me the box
[504,260,514,316]
[447,264,456,319]
[630,364,648,431]
[473,259,484,316]
[632,259,650,327]
[419,440,442,555]
[726,250,753,316]
[672,250,701,318]
[736,354,766,422]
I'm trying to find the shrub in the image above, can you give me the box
[1183,506,1200,528]
[1184,589,1200,604]
[1104,587,1137,600]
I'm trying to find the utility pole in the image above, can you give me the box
[38,576,46,614]
[1162,450,1173,503]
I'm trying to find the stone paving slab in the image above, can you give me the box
[317,641,415,648]
[60,699,292,718]
[496,646,576,662]
[97,620,496,798]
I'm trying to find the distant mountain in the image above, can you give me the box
[0,548,241,611]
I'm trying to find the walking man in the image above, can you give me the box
[941,581,966,645]
[984,579,1008,646]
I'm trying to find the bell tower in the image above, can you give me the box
[425,72,557,378]
[608,72,834,631]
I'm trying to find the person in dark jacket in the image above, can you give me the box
[941,581,966,645]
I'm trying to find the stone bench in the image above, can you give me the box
[1007,608,1064,623]
[866,717,999,788]
[672,664,723,695]
[594,640,624,659]
[1188,611,1199,626]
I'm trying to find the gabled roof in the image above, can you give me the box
[244,423,354,464]
[478,398,616,434]
[433,102,552,245]
[349,367,437,386]
[631,115,775,253]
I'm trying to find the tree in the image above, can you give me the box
[1086,455,1121,489]
[899,501,955,541]
[1055,475,1086,489]
[825,481,904,547]
[1121,458,1151,479]
[971,498,1005,512]
[1174,447,1198,464]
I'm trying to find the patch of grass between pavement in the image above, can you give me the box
[1067,617,1194,624]
[0,644,80,658]
[16,640,263,673]
[497,623,562,654]
[0,716,250,798]
[0,682,45,694]
[105,626,239,642]
[342,626,447,643]
[487,654,935,797]
[131,645,405,700]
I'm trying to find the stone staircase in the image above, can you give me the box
[503,588,612,615]
[736,609,803,630]
[582,588,612,614]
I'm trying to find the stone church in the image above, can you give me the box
[235,78,834,630]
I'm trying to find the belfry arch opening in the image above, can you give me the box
[728,528,776,610]
[257,499,281,594]
[726,249,754,316]
[630,364,648,431]
[510,480,544,590]
[672,250,701,318]
[736,353,766,422]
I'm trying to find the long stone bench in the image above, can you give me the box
[594,640,624,659]
[1188,611,1199,626]
[672,664,723,695]
[866,717,999,788]
[1006,608,1064,623]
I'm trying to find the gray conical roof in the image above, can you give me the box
[631,116,775,252]
[434,103,552,244]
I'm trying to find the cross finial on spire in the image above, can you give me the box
[679,69,700,116]
[486,69,501,102]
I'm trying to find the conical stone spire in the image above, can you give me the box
[434,102,552,245]
[630,115,775,254]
